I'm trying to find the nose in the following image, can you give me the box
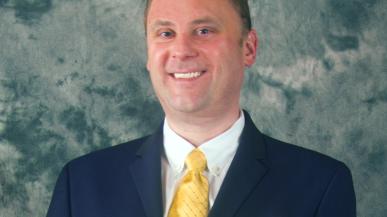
[170,34,198,60]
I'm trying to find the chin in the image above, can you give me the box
[160,93,211,114]
[171,105,201,113]
[168,101,207,114]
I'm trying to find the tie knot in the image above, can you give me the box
[185,149,207,172]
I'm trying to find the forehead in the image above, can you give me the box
[146,0,240,28]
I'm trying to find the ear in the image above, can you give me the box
[146,36,151,72]
[146,59,150,72]
[243,29,258,67]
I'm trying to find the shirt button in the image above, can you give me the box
[214,167,221,176]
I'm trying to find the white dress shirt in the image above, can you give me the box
[162,112,245,217]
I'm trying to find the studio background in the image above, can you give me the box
[0,0,386,216]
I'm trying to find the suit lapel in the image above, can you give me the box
[130,125,164,217]
[209,111,269,217]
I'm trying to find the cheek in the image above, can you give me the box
[148,45,169,69]
[208,38,242,59]
[198,41,226,66]
[147,45,170,89]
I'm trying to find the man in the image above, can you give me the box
[47,0,356,216]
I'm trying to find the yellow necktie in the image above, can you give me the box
[168,149,209,217]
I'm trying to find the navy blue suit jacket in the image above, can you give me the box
[47,111,356,217]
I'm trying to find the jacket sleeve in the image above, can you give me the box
[315,162,357,217]
[46,164,72,217]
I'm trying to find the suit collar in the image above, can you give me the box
[130,123,164,217]
[209,110,269,217]
[239,110,267,160]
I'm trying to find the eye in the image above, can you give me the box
[158,30,175,38]
[197,28,211,36]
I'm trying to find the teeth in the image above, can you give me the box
[174,71,202,79]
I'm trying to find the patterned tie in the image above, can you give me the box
[168,149,209,217]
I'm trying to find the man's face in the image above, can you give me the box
[146,0,257,117]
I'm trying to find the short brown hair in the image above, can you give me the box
[144,0,252,35]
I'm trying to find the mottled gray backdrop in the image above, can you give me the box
[0,0,386,216]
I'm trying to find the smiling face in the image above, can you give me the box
[146,0,257,119]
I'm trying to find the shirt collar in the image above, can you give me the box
[163,111,245,176]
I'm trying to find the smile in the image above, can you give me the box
[172,71,205,79]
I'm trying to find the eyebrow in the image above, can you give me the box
[150,20,175,31]
[191,17,220,26]
[149,16,221,31]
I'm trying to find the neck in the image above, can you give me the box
[165,107,241,147]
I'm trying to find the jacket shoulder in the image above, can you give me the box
[262,134,349,174]
[67,135,150,169]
